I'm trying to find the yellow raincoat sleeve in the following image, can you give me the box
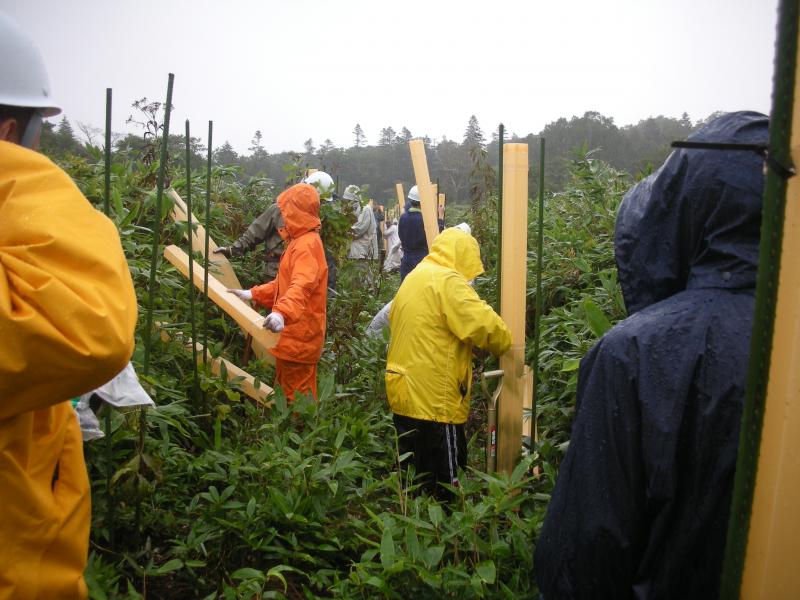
[0,142,137,418]
[441,274,512,355]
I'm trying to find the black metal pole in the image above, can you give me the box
[143,73,174,375]
[137,73,173,537]
[532,137,546,443]
[104,88,112,216]
[185,120,200,407]
[203,121,212,369]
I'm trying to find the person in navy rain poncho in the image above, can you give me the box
[534,111,769,600]
[398,185,445,281]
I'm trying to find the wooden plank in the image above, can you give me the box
[497,143,529,475]
[192,340,273,406]
[740,49,800,595]
[395,183,405,215]
[522,365,535,441]
[408,140,440,247]
[168,188,242,290]
[169,188,273,363]
[163,244,280,353]
[161,327,274,406]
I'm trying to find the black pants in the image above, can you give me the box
[392,414,467,502]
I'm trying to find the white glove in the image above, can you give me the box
[227,288,252,301]
[264,311,285,332]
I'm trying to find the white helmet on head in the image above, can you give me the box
[303,171,335,199]
[342,184,360,202]
[0,13,60,117]
[454,222,472,235]
[407,185,420,203]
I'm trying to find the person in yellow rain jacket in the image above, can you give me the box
[385,225,511,501]
[0,13,137,599]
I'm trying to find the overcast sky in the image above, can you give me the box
[1,0,779,154]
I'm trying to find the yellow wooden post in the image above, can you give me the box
[408,140,441,247]
[497,143,529,475]
[740,62,800,596]
[396,183,405,215]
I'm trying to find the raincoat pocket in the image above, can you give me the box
[385,365,411,417]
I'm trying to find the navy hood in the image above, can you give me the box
[614,111,769,314]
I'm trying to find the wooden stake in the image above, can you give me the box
[408,139,440,247]
[169,189,274,363]
[739,15,800,591]
[395,183,405,215]
[169,189,242,290]
[161,327,274,406]
[191,340,273,405]
[163,244,279,353]
[497,143,529,475]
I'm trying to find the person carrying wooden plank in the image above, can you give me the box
[228,183,328,401]
[385,226,511,501]
[0,13,137,598]
[535,112,769,599]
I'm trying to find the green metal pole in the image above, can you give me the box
[143,73,174,375]
[531,137,546,443]
[496,123,504,311]
[137,73,173,537]
[103,86,114,548]
[203,121,212,369]
[104,88,112,216]
[720,0,798,596]
[185,120,200,407]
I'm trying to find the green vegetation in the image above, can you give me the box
[45,108,704,205]
[52,117,632,598]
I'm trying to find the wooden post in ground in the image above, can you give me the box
[396,183,405,215]
[497,143,529,475]
[408,140,441,247]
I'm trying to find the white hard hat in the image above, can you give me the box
[342,184,360,202]
[407,185,420,203]
[454,222,472,235]
[303,171,335,199]
[0,13,60,117]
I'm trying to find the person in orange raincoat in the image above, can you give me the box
[0,13,137,599]
[229,183,328,401]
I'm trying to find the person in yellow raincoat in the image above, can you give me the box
[0,13,137,599]
[385,226,511,500]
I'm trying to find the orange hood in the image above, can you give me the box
[277,183,321,239]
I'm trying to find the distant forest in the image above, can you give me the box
[42,108,718,207]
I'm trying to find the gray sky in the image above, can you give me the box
[1,0,779,153]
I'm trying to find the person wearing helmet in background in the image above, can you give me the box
[385,225,511,501]
[535,112,769,599]
[398,184,445,281]
[0,12,137,598]
[216,170,334,286]
[345,184,379,260]
[228,183,328,402]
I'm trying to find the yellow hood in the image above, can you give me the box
[386,228,511,424]
[425,227,484,281]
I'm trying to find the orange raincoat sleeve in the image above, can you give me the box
[251,280,277,310]
[0,141,137,419]
[271,246,320,324]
